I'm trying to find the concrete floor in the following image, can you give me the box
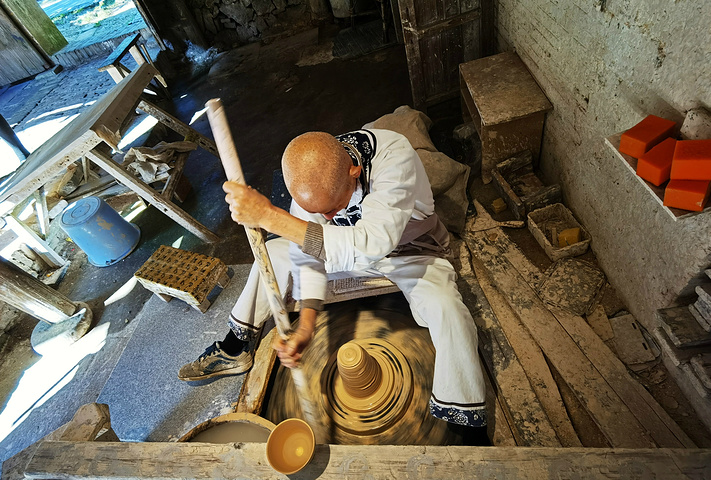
[1,20,710,467]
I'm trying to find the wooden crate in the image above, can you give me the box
[491,151,561,220]
[134,245,229,312]
[527,203,590,262]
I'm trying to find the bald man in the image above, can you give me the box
[179,129,487,432]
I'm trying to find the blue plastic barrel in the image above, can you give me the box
[59,196,140,267]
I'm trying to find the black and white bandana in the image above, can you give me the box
[331,130,376,227]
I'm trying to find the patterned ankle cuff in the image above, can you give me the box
[228,316,260,342]
[429,397,487,427]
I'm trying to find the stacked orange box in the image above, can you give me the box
[620,115,677,158]
[636,138,676,186]
[664,139,711,212]
[664,180,711,212]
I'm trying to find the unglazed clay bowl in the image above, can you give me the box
[266,418,315,474]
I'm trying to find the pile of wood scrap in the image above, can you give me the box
[455,201,696,448]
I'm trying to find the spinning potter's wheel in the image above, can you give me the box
[266,296,455,445]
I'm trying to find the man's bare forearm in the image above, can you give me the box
[261,204,308,246]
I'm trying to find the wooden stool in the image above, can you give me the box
[98,33,169,97]
[460,51,553,184]
[134,245,229,313]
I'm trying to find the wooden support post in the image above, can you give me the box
[85,147,219,243]
[0,256,78,324]
[3,215,66,268]
[33,186,50,239]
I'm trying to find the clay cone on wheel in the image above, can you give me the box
[266,297,455,445]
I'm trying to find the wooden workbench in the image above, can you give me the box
[0,63,219,244]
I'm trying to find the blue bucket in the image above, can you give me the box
[59,196,140,267]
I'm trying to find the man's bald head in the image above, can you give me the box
[282,132,359,214]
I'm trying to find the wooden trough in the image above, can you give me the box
[4,403,710,480]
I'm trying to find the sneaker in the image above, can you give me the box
[178,341,253,381]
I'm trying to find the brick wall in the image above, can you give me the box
[494,0,710,330]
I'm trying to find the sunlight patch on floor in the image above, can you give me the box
[0,323,109,443]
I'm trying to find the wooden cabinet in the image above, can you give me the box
[460,51,552,183]
[398,0,493,111]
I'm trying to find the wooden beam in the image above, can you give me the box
[0,256,77,324]
[137,100,218,157]
[481,354,517,446]
[467,236,581,447]
[551,306,696,448]
[453,240,560,447]
[236,328,278,415]
[85,148,219,243]
[24,441,711,479]
[464,231,656,448]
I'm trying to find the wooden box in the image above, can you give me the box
[527,203,590,261]
[460,51,552,183]
[491,151,561,220]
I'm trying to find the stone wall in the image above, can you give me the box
[187,0,313,49]
[493,0,710,328]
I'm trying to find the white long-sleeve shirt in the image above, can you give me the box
[288,128,435,304]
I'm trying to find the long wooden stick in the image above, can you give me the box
[205,99,321,439]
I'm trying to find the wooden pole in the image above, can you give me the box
[205,98,322,439]
[0,256,78,324]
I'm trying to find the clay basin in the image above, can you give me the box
[179,412,275,443]
[266,418,315,474]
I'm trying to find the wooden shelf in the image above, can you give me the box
[605,132,711,221]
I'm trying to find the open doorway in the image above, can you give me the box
[39,0,147,55]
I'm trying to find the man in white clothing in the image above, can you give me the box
[179,129,487,431]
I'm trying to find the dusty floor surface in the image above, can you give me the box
[0,18,710,468]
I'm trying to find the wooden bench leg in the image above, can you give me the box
[192,298,210,313]
[105,65,125,84]
[128,45,146,66]
[138,43,169,89]
[156,293,172,303]
[172,175,192,203]
[217,270,230,289]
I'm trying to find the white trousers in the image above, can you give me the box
[229,237,487,426]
